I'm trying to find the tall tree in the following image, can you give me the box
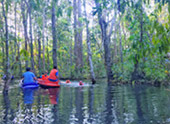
[73,0,78,72]
[15,2,22,76]
[28,0,35,72]
[94,0,115,82]
[51,0,57,68]
[21,0,29,67]
[131,1,144,81]
[77,0,83,71]
[38,32,42,75]
[0,13,5,72]
[1,0,10,92]
[42,7,46,72]
[83,0,96,84]
[17,24,22,77]
[46,37,50,72]
[117,6,123,73]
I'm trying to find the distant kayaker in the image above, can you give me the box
[66,80,71,83]
[79,81,84,85]
[22,67,37,84]
[48,66,59,82]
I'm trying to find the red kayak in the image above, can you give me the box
[38,79,60,88]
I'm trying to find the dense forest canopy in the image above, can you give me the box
[0,0,170,84]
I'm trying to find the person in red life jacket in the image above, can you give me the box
[66,80,71,83]
[42,71,49,80]
[79,81,83,85]
[48,66,59,83]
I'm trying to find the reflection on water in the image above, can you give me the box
[0,81,170,124]
[22,88,37,124]
[23,88,37,105]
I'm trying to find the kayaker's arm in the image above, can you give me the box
[34,77,38,81]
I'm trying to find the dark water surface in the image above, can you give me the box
[0,80,170,124]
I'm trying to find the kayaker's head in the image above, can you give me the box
[79,81,83,85]
[66,80,71,83]
[53,66,57,69]
[26,67,31,72]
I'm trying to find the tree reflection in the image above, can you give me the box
[104,84,118,124]
[88,85,94,123]
[2,91,10,123]
[132,84,146,124]
[75,87,84,124]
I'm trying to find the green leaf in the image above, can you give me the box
[57,6,62,17]
[67,6,73,17]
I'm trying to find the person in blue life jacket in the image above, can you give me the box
[22,67,37,84]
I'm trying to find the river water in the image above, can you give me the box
[0,80,170,124]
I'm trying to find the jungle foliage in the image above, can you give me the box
[0,0,170,84]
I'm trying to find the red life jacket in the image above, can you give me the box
[42,74,48,80]
[48,69,58,81]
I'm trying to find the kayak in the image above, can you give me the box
[38,79,60,88]
[22,82,39,89]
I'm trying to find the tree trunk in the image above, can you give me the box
[18,24,22,76]
[132,3,144,81]
[77,0,83,71]
[0,29,5,71]
[84,0,96,84]
[14,3,17,56]
[15,3,20,76]
[14,3,22,76]
[68,20,73,77]
[73,0,78,73]
[47,37,50,72]
[70,39,73,77]
[118,13,123,73]
[51,0,57,68]
[101,21,113,82]
[21,0,28,67]
[28,0,35,72]
[113,28,117,63]
[38,33,42,75]
[2,0,10,91]
[2,40,5,72]
[95,0,114,82]
[0,15,5,70]
[2,0,9,77]
[42,8,46,72]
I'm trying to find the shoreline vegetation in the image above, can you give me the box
[0,0,170,91]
